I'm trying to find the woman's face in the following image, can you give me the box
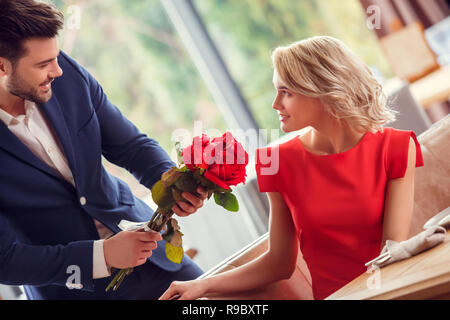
[272,71,325,133]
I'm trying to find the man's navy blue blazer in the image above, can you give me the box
[0,51,190,299]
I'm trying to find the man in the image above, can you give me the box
[0,0,206,299]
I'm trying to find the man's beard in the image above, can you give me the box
[7,70,52,105]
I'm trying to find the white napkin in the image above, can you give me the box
[423,206,450,229]
[118,219,150,231]
[365,226,446,269]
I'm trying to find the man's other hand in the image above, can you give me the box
[103,230,162,269]
[172,186,208,217]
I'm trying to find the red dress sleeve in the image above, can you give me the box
[255,146,279,192]
[386,129,424,180]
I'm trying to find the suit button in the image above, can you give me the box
[80,197,87,206]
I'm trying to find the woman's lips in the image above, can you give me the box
[279,114,289,122]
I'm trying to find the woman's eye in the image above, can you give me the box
[282,90,291,96]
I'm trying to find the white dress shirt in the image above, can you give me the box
[0,100,112,279]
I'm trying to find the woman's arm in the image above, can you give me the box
[381,137,417,249]
[159,191,299,300]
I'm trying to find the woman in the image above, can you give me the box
[159,36,424,300]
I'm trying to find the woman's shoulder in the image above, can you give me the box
[370,127,420,147]
[373,126,416,137]
[378,127,424,179]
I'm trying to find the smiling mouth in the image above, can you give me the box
[39,79,54,91]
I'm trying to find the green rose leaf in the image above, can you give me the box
[174,170,198,194]
[179,166,189,173]
[151,180,174,211]
[162,218,183,244]
[194,171,216,190]
[170,231,183,247]
[165,242,183,264]
[214,186,232,193]
[161,167,183,188]
[214,192,239,212]
[162,229,173,243]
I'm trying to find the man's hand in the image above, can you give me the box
[172,186,208,217]
[103,230,162,269]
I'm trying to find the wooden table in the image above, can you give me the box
[410,66,450,109]
[326,229,450,300]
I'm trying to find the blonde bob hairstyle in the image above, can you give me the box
[271,36,396,132]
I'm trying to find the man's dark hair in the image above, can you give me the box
[0,0,64,63]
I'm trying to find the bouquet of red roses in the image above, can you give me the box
[106,132,249,291]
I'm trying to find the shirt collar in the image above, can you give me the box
[24,100,36,117]
[0,106,14,126]
[0,100,36,126]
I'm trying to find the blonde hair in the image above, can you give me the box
[271,36,396,132]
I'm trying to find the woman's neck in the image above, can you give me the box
[303,121,366,155]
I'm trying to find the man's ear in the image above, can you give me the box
[0,57,13,76]
[0,58,5,75]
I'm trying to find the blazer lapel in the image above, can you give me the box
[39,94,79,185]
[0,94,79,185]
[0,120,63,181]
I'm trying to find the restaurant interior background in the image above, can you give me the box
[1,0,449,299]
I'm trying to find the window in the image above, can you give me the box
[194,0,393,140]
[54,0,257,271]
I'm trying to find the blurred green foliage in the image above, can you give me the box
[52,0,391,192]
[194,0,392,136]
[54,0,225,155]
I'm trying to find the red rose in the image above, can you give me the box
[182,132,248,190]
[182,133,210,170]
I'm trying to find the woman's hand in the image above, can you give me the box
[159,279,209,300]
